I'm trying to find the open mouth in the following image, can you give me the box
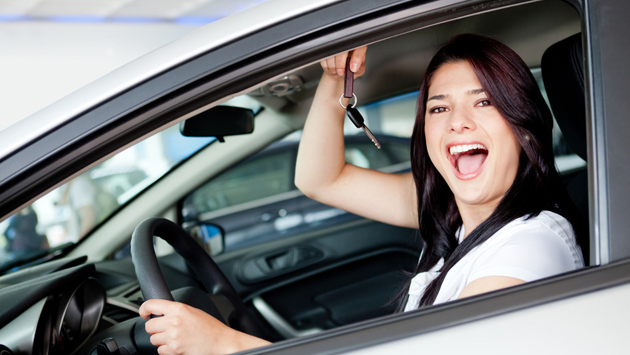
[448,143,488,176]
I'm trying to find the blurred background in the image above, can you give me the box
[0,0,269,131]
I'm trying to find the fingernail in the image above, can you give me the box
[336,69,344,76]
[351,63,359,72]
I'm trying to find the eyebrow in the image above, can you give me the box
[427,94,447,101]
[427,88,485,102]
[467,88,485,95]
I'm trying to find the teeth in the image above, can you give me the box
[449,144,487,155]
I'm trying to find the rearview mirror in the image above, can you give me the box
[180,105,254,142]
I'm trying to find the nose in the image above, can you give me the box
[448,107,476,133]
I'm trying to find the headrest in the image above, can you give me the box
[541,33,587,161]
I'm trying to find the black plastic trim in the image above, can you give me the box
[242,247,418,302]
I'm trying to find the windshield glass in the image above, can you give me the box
[0,97,260,274]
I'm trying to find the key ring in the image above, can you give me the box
[339,93,358,109]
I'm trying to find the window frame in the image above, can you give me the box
[583,0,630,264]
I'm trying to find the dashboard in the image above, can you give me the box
[0,278,105,354]
[0,258,106,355]
[0,254,207,355]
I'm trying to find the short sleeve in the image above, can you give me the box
[467,222,580,283]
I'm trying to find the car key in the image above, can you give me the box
[346,106,381,149]
[340,55,381,149]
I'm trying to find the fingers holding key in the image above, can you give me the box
[322,55,340,76]
[320,46,367,79]
[334,52,350,76]
[347,46,367,75]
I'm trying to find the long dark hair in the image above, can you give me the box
[403,34,579,309]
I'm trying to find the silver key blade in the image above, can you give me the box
[361,125,381,149]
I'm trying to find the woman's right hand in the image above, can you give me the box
[320,46,368,79]
[139,299,270,355]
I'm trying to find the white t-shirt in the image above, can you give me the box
[404,211,584,311]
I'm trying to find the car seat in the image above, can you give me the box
[541,33,589,264]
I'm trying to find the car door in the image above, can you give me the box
[0,0,628,353]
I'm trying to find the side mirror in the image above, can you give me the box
[179,105,254,142]
[187,223,225,256]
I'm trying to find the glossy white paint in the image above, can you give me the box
[344,283,630,354]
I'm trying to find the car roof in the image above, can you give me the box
[0,0,340,162]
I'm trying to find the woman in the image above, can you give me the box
[139,34,584,354]
[297,33,583,308]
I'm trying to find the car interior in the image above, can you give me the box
[0,0,590,354]
[541,33,589,238]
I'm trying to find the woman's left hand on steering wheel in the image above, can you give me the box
[139,299,270,355]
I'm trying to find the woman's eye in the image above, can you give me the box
[476,99,491,107]
[429,106,448,114]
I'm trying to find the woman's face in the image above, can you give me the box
[424,61,521,214]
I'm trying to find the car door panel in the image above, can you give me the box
[260,251,415,332]
[215,218,420,338]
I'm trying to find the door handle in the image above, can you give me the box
[240,247,324,281]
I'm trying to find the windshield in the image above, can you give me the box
[0,97,260,274]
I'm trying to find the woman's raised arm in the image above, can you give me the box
[295,48,418,229]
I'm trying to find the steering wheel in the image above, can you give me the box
[130,217,261,353]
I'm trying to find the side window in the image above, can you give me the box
[345,142,393,169]
[182,130,411,253]
[182,81,580,255]
[2,124,215,267]
[184,149,296,218]
[388,143,411,164]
